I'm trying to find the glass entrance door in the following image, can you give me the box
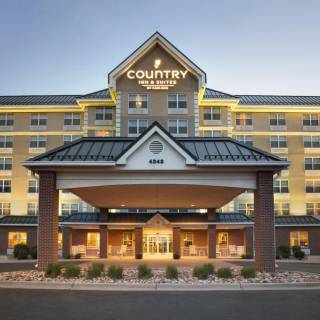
[144,234,172,255]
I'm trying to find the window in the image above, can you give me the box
[183,232,193,247]
[0,136,13,148]
[238,203,254,216]
[306,203,320,216]
[61,203,79,216]
[236,113,252,127]
[63,135,81,145]
[128,94,148,109]
[95,107,113,121]
[270,113,286,126]
[235,135,253,146]
[274,203,290,216]
[87,232,100,249]
[270,136,287,148]
[0,113,14,127]
[303,114,319,127]
[203,107,220,121]
[217,232,228,247]
[27,203,38,215]
[64,113,80,126]
[304,157,320,170]
[0,158,12,171]
[128,119,148,136]
[0,202,10,215]
[30,113,47,128]
[306,180,320,193]
[58,232,63,250]
[202,130,222,137]
[8,232,27,248]
[0,180,11,193]
[273,180,289,193]
[168,94,187,109]
[290,231,309,248]
[304,136,320,148]
[123,232,133,247]
[28,180,38,193]
[168,119,188,136]
[30,136,47,149]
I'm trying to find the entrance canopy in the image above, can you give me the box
[23,122,289,209]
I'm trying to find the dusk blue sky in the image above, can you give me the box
[0,0,319,96]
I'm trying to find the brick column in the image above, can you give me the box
[207,225,216,258]
[38,171,59,270]
[99,225,108,258]
[173,227,181,259]
[62,227,72,259]
[244,226,254,257]
[99,208,109,222]
[135,227,143,259]
[254,171,275,272]
[207,208,216,221]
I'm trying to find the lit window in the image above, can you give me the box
[61,203,79,216]
[0,114,14,127]
[27,203,38,215]
[168,119,188,136]
[270,113,286,126]
[236,113,252,126]
[58,232,62,250]
[95,107,113,121]
[290,231,308,248]
[304,157,320,170]
[129,94,148,109]
[0,136,13,148]
[0,158,12,170]
[235,135,253,146]
[0,202,10,215]
[306,180,320,193]
[128,119,148,136]
[183,232,193,247]
[274,203,290,216]
[168,94,187,109]
[63,135,81,145]
[30,136,47,148]
[203,107,220,121]
[123,231,133,247]
[30,113,47,127]
[270,136,287,148]
[273,180,289,193]
[64,113,80,126]
[238,203,254,216]
[8,232,27,248]
[0,180,11,193]
[303,114,319,127]
[28,180,38,193]
[306,203,320,216]
[217,232,228,247]
[87,232,100,249]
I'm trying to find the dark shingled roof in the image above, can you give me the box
[203,88,238,100]
[0,215,38,225]
[79,89,111,100]
[275,215,320,225]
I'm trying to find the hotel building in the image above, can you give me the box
[0,32,319,271]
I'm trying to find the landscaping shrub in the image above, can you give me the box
[137,264,152,279]
[87,262,105,279]
[135,253,143,259]
[278,245,290,259]
[45,263,62,278]
[165,265,178,279]
[217,267,233,279]
[292,246,305,260]
[291,246,301,255]
[173,253,180,260]
[74,253,82,259]
[193,265,209,280]
[241,253,253,259]
[203,263,215,275]
[13,244,29,260]
[63,264,81,278]
[29,246,37,259]
[240,267,256,279]
[107,265,123,280]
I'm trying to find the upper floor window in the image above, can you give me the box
[128,94,148,114]
[95,107,113,122]
[0,179,11,193]
[30,136,47,149]
[0,157,12,171]
[0,202,10,215]
[303,114,319,127]
[270,113,286,127]
[203,130,222,138]
[306,180,320,193]
[270,136,287,148]
[128,119,148,136]
[306,202,320,216]
[28,179,38,193]
[168,119,188,137]
[304,136,320,148]
[27,203,38,216]
[238,203,254,216]
[235,135,253,147]
[236,113,252,127]
[0,136,13,149]
[203,107,220,121]
[273,179,289,193]
[61,203,79,216]
[168,94,187,109]
[30,113,47,129]
[64,113,80,127]
[304,157,320,170]
[274,202,290,216]
[0,113,14,128]
[63,135,81,145]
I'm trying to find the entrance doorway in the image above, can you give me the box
[143,234,173,256]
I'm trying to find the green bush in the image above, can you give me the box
[74,253,82,259]
[173,253,180,260]
[240,267,256,279]
[87,262,105,279]
[192,264,215,280]
[294,250,305,260]
[165,265,178,279]
[137,264,152,279]
[217,267,233,279]
[278,245,290,259]
[13,244,29,260]
[63,264,81,278]
[241,253,253,259]
[45,263,62,278]
[107,265,123,280]
[29,246,37,259]
[291,246,301,255]
[203,263,215,275]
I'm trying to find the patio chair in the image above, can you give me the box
[119,245,127,256]
[229,245,237,256]
[77,245,86,256]
[236,246,244,256]
[189,245,197,256]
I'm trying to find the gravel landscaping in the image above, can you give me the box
[1,267,320,284]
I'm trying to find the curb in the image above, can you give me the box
[1,281,320,291]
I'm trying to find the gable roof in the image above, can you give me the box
[78,89,111,100]
[275,215,320,226]
[203,88,239,100]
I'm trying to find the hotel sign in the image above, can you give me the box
[126,59,188,90]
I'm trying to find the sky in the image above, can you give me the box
[0,0,319,96]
